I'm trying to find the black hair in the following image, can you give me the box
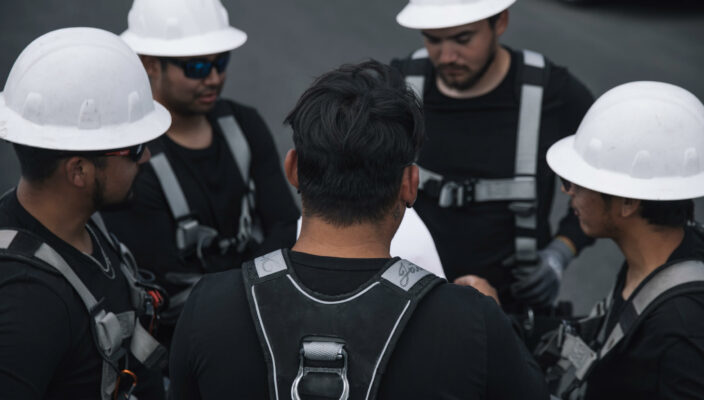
[488,13,501,28]
[13,143,106,183]
[284,59,424,226]
[601,193,694,228]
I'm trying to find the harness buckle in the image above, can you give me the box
[174,218,201,252]
[438,179,476,208]
[291,337,350,400]
[508,201,536,216]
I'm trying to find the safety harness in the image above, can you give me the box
[535,258,704,399]
[149,102,263,319]
[243,250,444,400]
[402,48,549,264]
[149,101,262,262]
[0,213,167,400]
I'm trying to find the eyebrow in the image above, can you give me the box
[421,30,475,42]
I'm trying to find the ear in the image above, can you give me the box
[63,156,94,189]
[141,55,162,80]
[620,197,641,218]
[284,149,299,190]
[400,164,419,207]
[494,10,509,36]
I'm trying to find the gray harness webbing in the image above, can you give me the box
[555,260,704,398]
[404,49,545,263]
[149,114,258,260]
[0,220,164,400]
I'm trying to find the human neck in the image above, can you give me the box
[16,179,93,253]
[166,111,212,150]
[293,214,396,259]
[436,45,511,99]
[615,221,685,299]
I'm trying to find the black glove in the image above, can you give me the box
[511,238,574,307]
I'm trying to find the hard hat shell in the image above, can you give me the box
[0,27,171,151]
[121,0,247,57]
[397,0,516,30]
[547,81,704,201]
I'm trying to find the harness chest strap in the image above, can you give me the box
[244,249,444,400]
[404,49,545,263]
[0,228,163,400]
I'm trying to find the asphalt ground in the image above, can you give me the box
[1,0,703,314]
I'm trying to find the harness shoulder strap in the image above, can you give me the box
[213,101,252,184]
[401,48,431,102]
[0,228,137,400]
[512,49,548,263]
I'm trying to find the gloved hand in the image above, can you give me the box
[510,237,575,308]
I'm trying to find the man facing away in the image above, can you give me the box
[541,81,704,399]
[102,0,300,341]
[0,28,170,399]
[390,0,595,320]
[168,60,549,400]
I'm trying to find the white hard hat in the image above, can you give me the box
[396,0,516,30]
[0,27,170,152]
[547,81,704,201]
[121,0,247,57]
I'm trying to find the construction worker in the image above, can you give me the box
[0,27,170,399]
[102,0,300,342]
[169,59,549,399]
[391,0,595,320]
[536,81,704,399]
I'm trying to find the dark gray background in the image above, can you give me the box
[1,0,703,313]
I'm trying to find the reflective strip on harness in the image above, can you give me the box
[417,167,536,202]
[218,115,251,182]
[0,230,17,249]
[406,76,425,100]
[150,153,191,220]
[600,260,704,358]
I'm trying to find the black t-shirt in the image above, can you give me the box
[0,191,164,400]
[102,99,300,297]
[391,48,594,292]
[585,226,704,399]
[169,249,549,399]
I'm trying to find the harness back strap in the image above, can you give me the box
[403,48,546,262]
[243,249,444,400]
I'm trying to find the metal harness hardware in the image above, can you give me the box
[291,337,350,400]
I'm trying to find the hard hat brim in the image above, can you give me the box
[0,94,171,151]
[396,0,516,30]
[547,135,704,201]
[121,26,247,57]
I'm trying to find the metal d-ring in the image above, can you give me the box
[291,341,349,400]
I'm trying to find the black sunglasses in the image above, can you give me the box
[559,176,573,192]
[162,52,230,80]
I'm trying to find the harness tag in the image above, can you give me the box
[561,332,597,380]
[381,259,431,291]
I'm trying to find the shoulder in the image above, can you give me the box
[179,268,250,332]
[538,53,593,105]
[412,281,503,331]
[211,99,263,126]
[642,289,704,338]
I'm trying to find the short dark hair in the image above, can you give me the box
[601,193,694,228]
[13,143,106,183]
[285,60,424,226]
[488,13,501,28]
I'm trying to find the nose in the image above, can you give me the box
[203,65,224,86]
[438,41,457,64]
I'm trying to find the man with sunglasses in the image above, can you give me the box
[389,0,595,338]
[539,81,704,399]
[0,27,171,399]
[104,0,300,343]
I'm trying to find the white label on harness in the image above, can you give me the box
[561,333,597,380]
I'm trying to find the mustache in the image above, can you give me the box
[437,63,471,73]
